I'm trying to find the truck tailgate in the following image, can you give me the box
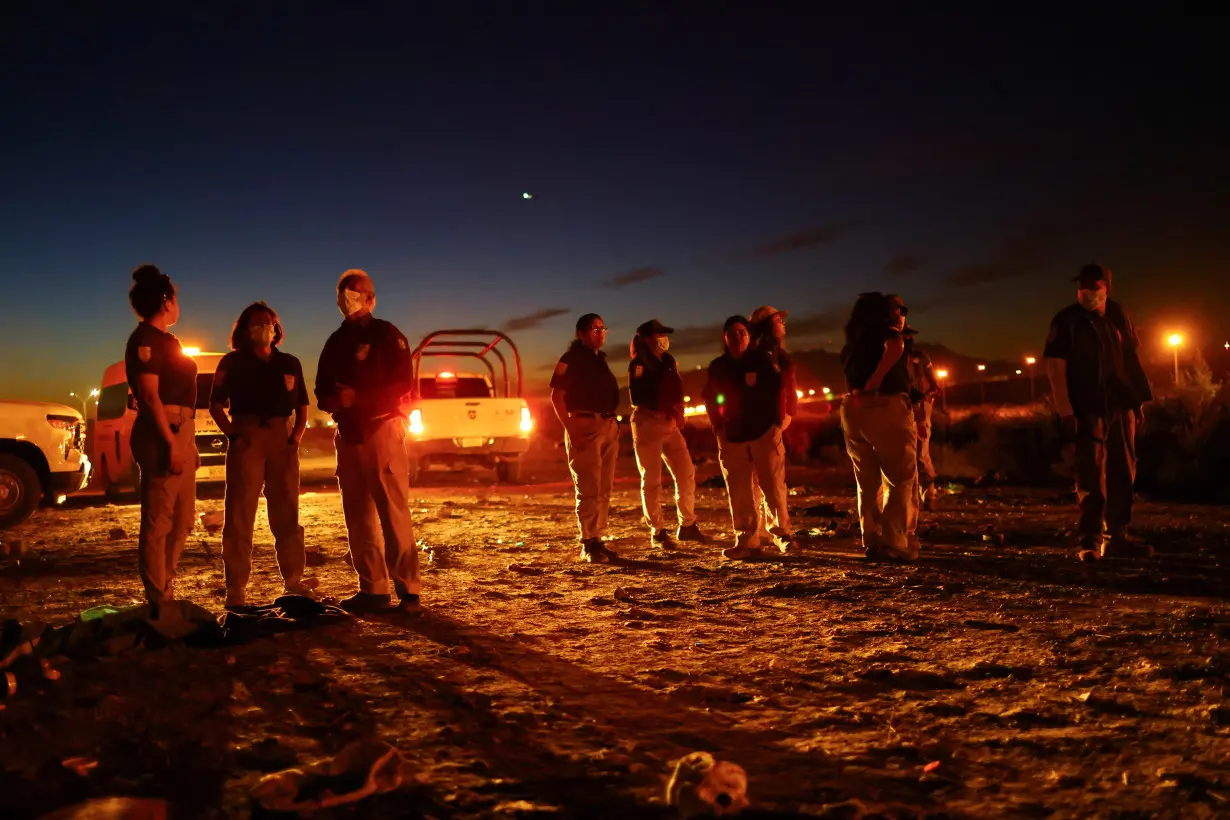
[416,398,527,443]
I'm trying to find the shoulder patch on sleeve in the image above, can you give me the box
[138,346,151,363]
[554,361,568,377]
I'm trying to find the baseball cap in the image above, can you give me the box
[636,318,675,336]
[750,305,787,325]
[1073,264,1112,287]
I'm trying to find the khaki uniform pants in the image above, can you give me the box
[914,400,936,488]
[716,426,791,549]
[335,417,420,596]
[131,416,197,606]
[631,409,697,533]
[1075,411,1136,539]
[840,394,918,550]
[564,416,620,541]
[222,417,305,597]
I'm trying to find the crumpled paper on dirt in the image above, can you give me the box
[251,738,409,813]
[667,751,749,817]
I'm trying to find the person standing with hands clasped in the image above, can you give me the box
[315,269,421,614]
[124,264,199,616]
[1044,264,1153,561]
[839,293,920,562]
[628,319,706,550]
[551,313,621,563]
[209,301,316,608]
[745,305,800,554]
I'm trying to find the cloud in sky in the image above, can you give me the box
[748,220,863,258]
[885,253,927,276]
[501,307,571,332]
[604,266,665,289]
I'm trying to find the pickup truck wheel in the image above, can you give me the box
[496,460,524,485]
[0,454,42,529]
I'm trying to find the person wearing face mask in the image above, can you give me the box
[1044,264,1153,561]
[840,292,920,562]
[550,313,622,563]
[628,319,706,551]
[124,264,199,617]
[209,302,315,608]
[315,269,421,614]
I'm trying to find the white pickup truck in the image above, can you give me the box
[406,330,533,483]
[0,400,90,527]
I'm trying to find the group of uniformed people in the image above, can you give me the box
[121,260,1151,619]
[550,306,802,563]
[125,265,419,618]
[835,263,1152,564]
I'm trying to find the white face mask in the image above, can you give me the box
[655,336,670,354]
[1078,289,1107,312]
[340,289,370,318]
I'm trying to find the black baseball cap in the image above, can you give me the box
[1074,263,1112,287]
[636,319,675,336]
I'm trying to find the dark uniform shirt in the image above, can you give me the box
[628,351,684,413]
[124,323,197,410]
[210,348,309,419]
[904,336,935,403]
[315,314,414,441]
[1043,300,1152,415]
[550,341,620,414]
[703,352,749,439]
[841,325,910,395]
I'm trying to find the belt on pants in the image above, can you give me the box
[162,405,195,421]
[569,411,617,420]
[232,414,291,426]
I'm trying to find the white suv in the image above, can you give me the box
[0,401,90,528]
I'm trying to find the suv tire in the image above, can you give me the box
[0,454,42,528]
[496,459,524,484]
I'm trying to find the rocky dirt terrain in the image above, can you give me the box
[2,450,1229,819]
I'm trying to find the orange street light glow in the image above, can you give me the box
[977,364,986,372]
[181,347,201,357]
[1025,356,1036,365]
[1167,334,1183,347]
[936,369,949,380]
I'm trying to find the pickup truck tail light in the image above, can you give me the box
[408,408,424,436]
[519,407,533,433]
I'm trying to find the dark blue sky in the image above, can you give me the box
[2,5,1227,402]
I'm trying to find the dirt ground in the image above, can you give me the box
[2,447,1229,819]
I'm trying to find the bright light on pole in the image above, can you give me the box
[935,369,948,380]
[1168,333,1183,384]
[1025,356,1037,401]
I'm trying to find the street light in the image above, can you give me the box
[1025,356,1037,401]
[935,369,948,380]
[1168,333,1183,384]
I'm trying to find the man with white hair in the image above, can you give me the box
[315,269,421,613]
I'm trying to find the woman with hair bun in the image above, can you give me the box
[124,263,199,616]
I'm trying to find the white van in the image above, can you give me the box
[93,351,229,498]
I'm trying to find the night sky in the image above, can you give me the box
[3,6,1227,404]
